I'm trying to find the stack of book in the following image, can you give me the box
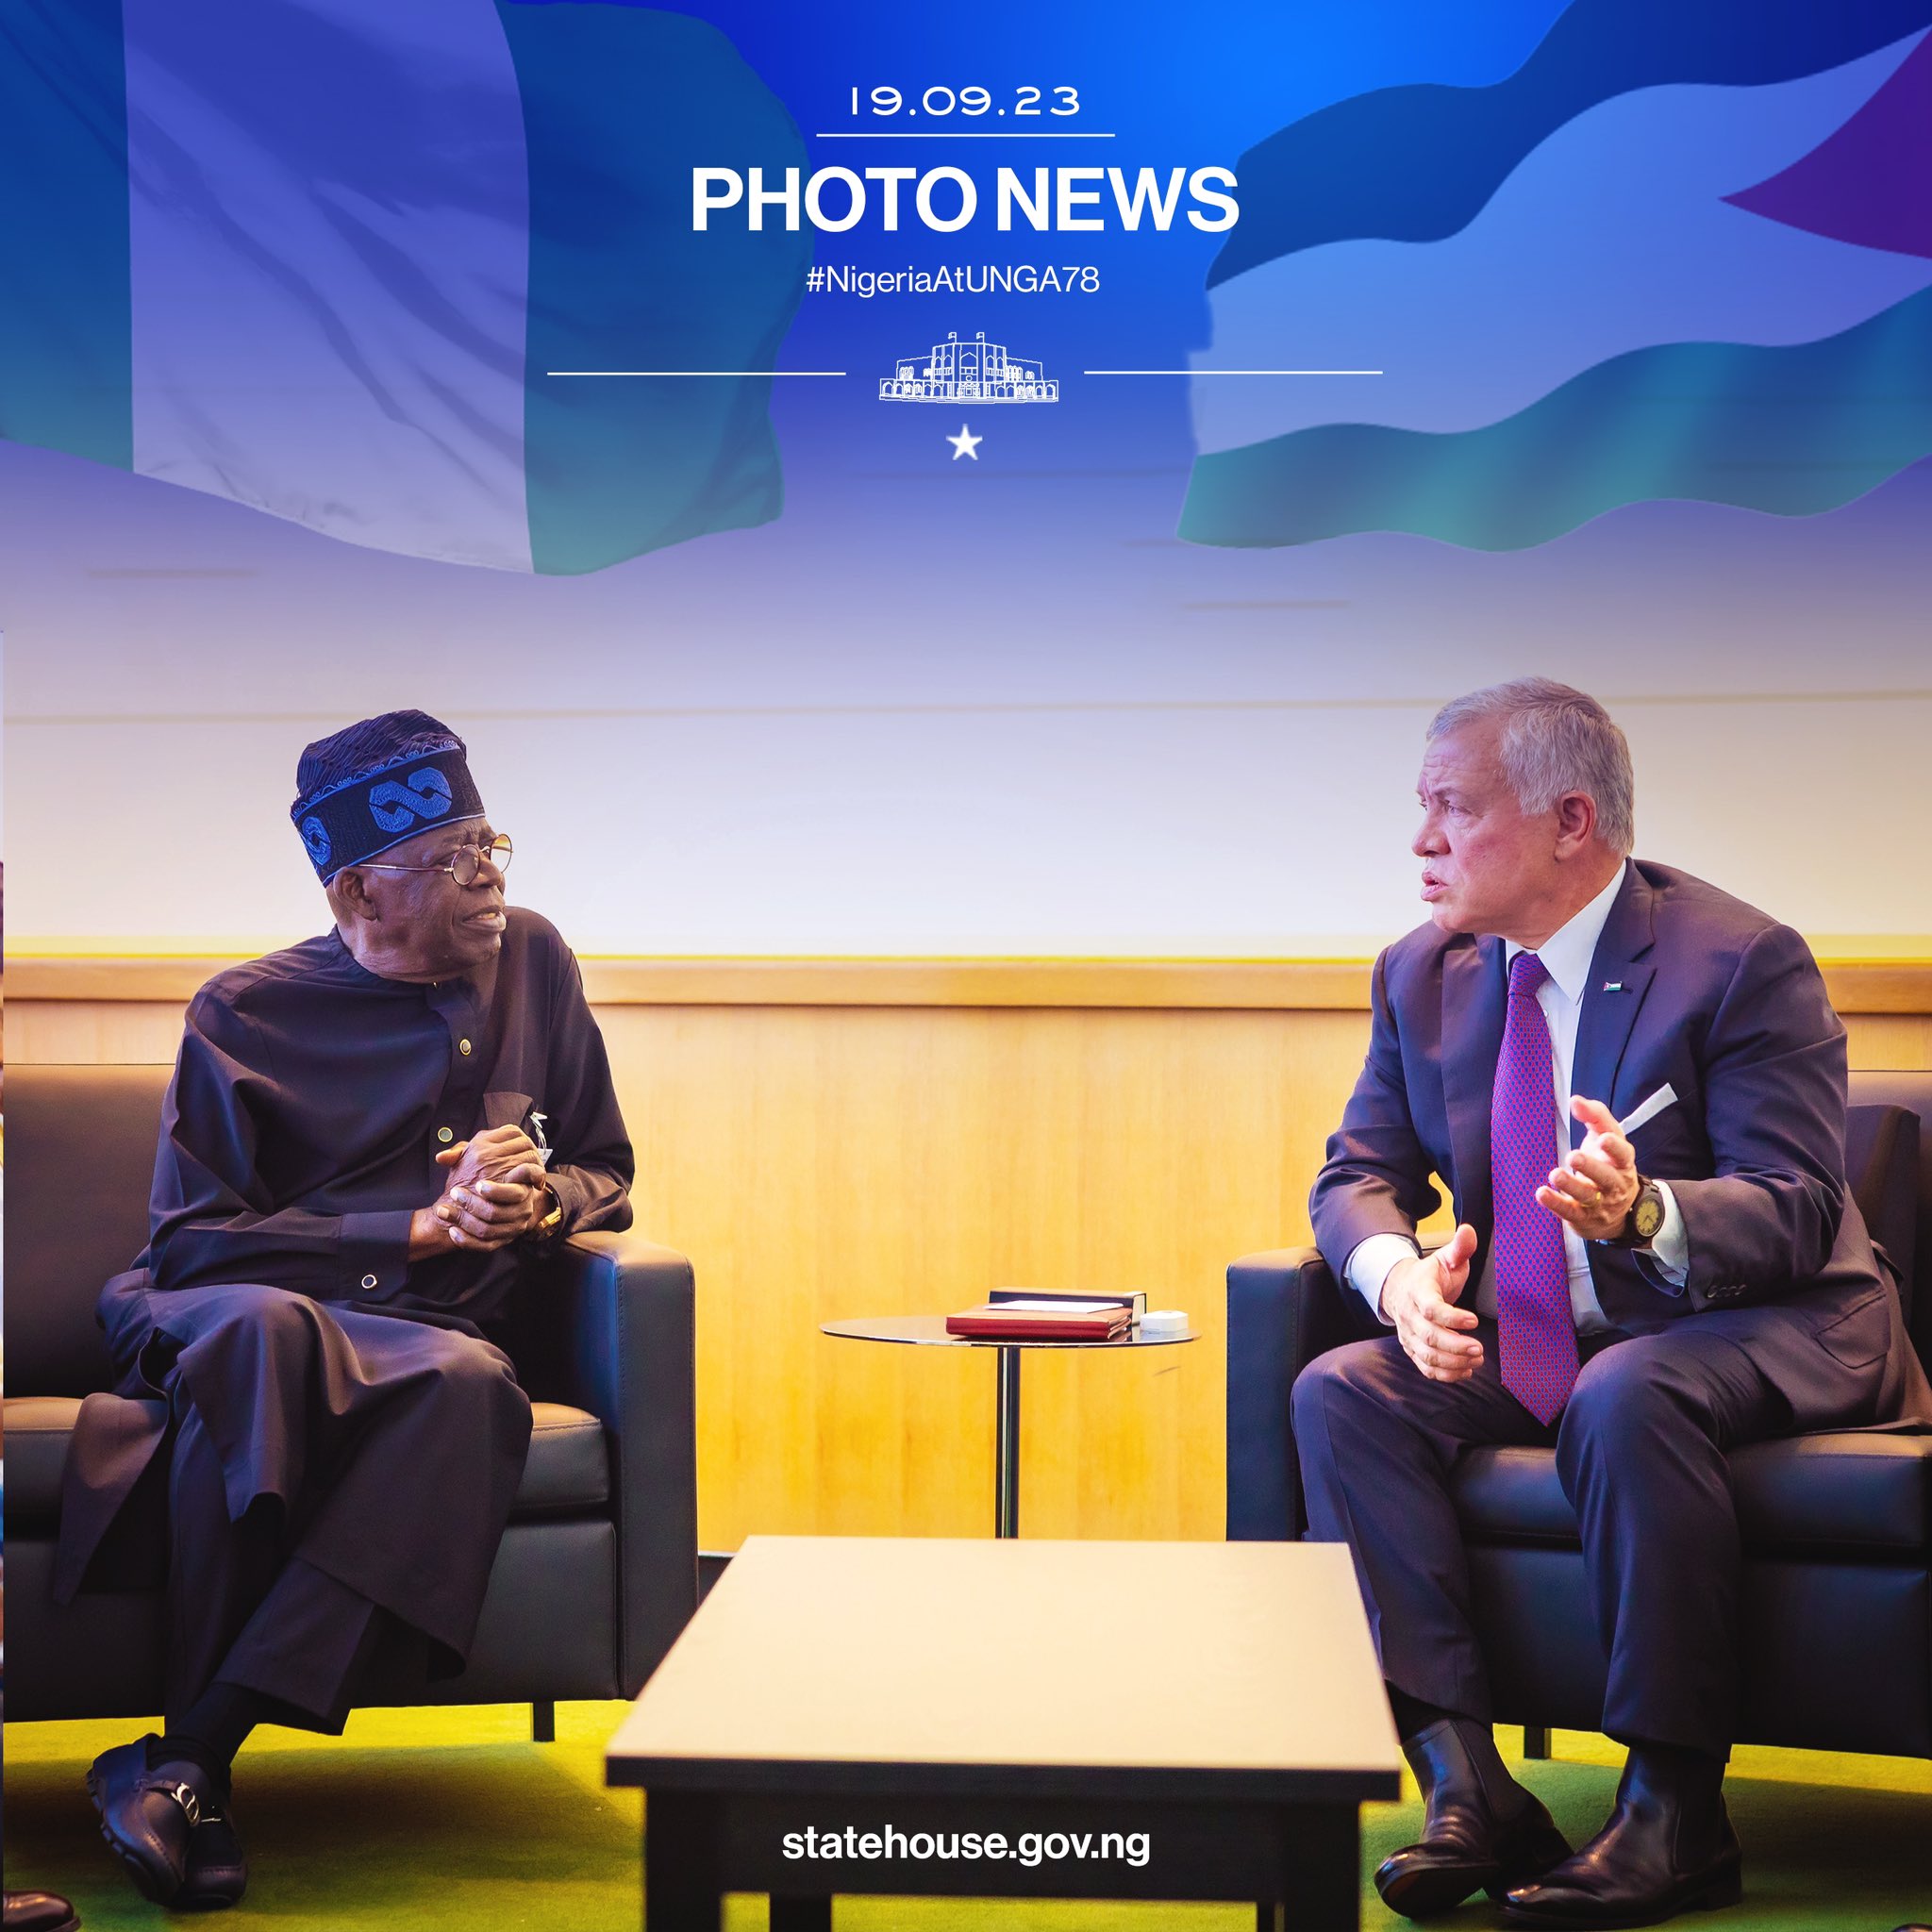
[987,1288,1145,1321]
[945,1296,1136,1341]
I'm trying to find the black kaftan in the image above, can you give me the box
[55,907,633,1712]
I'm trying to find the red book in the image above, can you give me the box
[945,1302,1132,1341]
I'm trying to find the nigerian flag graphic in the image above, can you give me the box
[0,0,810,574]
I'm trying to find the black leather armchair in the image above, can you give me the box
[1227,1072,1932,1759]
[4,1063,698,1730]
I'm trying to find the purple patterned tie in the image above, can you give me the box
[1492,952,1579,1424]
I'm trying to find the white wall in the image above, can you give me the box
[7,452,1928,957]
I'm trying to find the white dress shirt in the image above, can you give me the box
[1346,863,1690,1327]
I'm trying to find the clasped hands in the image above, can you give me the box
[1380,1095,1639,1383]
[408,1124,551,1257]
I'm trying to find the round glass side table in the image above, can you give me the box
[821,1313,1197,1538]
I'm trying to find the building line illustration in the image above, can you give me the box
[881,330,1058,403]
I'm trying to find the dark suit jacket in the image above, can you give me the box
[1310,859,1932,1431]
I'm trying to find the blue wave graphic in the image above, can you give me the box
[1180,284,1932,551]
[1208,0,1932,289]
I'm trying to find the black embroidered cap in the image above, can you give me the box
[290,709,487,882]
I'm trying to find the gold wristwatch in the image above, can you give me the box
[528,1180,564,1241]
[1600,1174,1665,1249]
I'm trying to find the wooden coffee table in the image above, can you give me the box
[606,1535,1400,1930]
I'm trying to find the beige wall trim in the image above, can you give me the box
[8,954,1932,1015]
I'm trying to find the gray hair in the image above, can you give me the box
[1427,678,1634,855]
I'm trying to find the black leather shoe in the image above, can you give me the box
[176,1802,249,1911]
[1503,1744,1740,1928]
[4,1893,81,1932]
[1374,1716,1573,1919]
[84,1734,215,1906]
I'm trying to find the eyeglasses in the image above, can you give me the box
[358,833,513,887]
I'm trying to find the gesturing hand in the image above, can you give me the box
[436,1124,541,1191]
[1380,1224,1483,1382]
[408,1125,550,1256]
[1536,1096,1639,1241]
[435,1167,549,1249]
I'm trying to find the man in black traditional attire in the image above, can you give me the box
[58,711,633,1908]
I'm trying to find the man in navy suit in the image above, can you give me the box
[1294,679,1931,1928]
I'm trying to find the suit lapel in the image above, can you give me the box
[1441,933,1507,1234]
[1570,862,1658,1146]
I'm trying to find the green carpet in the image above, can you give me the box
[6,1709,1928,1928]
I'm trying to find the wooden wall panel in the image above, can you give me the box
[9,1000,185,1065]
[1845,1015,1932,1069]
[8,967,1928,1551]
[599,1002,1374,1549]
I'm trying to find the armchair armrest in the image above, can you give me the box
[523,1229,698,1694]
[1226,1244,1385,1541]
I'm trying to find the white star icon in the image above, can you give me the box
[946,423,982,460]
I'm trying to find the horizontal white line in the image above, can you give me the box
[546,371,847,378]
[22,691,1932,728]
[1084,369,1385,376]
[814,131,1116,139]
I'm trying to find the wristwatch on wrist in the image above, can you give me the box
[526,1181,564,1241]
[1599,1174,1665,1249]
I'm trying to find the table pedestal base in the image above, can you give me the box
[994,1345,1020,1537]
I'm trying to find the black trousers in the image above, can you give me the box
[166,1396,392,1728]
[155,1286,531,1731]
[1291,1321,1788,1758]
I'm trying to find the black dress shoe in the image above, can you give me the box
[1504,1743,1740,1928]
[85,1734,217,1906]
[1374,1716,1573,1920]
[3,1893,81,1932]
[176,1802,249,1911]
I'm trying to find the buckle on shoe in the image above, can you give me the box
[159,1780,203,1828]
